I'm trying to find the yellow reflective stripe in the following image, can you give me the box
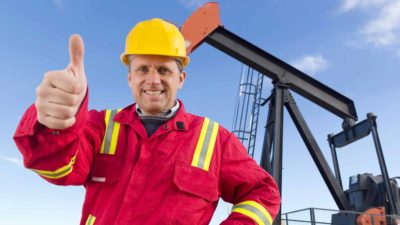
[191,118,219,171]
[191,118,210,167]
[100,109,121,155]
[244,200,273,224]
[32,154,77,179]
[85,214,96,225]
[109,109,122,155]
[100,109,112,154]
[203,121,219,171]
[233,208,266,225]
[232,200,273,225]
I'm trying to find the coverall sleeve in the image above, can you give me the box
[219,132,281,225]
[13,93,104,186]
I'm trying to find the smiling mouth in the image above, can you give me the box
[143,90,164,95]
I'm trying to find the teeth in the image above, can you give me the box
[145,90,162,95]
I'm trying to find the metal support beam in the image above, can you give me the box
[271,85,285,190]
[284,90,352,210]
[329,119,371,148]
[205,27,357,121]
[328,116,373,191]
[310,208,316,225]
[260,92,275,173]
[328,134,343,189]
[271,84,285,225]
[367,113,399,215]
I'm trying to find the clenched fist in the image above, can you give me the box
[35,34,87,130]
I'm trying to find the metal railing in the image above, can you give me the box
[281,208,400,225]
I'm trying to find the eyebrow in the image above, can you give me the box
[133,64,174,70]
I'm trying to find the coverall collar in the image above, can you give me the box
[135,100,180,118]
[114,99,188,132]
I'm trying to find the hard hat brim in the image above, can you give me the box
[120,53,190,68]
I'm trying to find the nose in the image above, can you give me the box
[146,68,161,85]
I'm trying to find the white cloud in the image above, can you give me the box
[177,0,209,9]
[340,0,386,12]
[339,0,400,50]
[361,1,400,46]
[291,55,329,76]
[0,155,23,167]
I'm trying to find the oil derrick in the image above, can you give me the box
[181,3,399,224]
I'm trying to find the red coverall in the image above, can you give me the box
[14,95,280,225]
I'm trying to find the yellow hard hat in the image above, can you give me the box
[121,18,190,67]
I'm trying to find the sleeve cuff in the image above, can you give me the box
[231,200,273,225]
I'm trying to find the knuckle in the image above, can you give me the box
[60,118,74,129]
[43,71,54,82]
[65,107,75,118]
[38,116,53,129]
[35,100,45,112]
[36,113,45,124]
[46,118,64,130]
[35,85,46,97]
[70,82,82,94]
[50,121,62,130]
[59,120,68,129]
[60,106,75,119]
[52,108,65,120]
[62,95,73,106]
[43,71,51,79]
[69,94,80,106]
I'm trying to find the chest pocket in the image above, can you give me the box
[170,118,220,224]
[91,109,122,184]
[173,117,220,201]
[174,164,219,202]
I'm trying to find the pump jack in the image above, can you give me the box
[181,3,400,225]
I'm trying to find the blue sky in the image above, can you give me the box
[1,0,400,224]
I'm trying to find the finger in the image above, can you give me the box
[69,34,85,72]
[37,114,76,130]
[36,101,76,120]
[36,85,81,107]
[44,70,83,94]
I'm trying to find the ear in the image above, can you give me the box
[128,72,132,88]
[177,71,187,89]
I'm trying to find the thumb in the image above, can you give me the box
[69,34,85,72]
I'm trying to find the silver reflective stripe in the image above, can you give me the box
[104,109,118,154]
[232,204,271,225]
[197,120,216,169]
[91,177,106,182]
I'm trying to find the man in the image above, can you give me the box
[14,18,280,225]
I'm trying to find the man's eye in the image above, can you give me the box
[158,67,170,75]
[138,67,149,73]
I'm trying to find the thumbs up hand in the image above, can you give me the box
[35,34,88,130]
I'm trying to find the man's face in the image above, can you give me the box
[128,55,186,115]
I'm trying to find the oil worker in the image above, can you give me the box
[14,18,280,225]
